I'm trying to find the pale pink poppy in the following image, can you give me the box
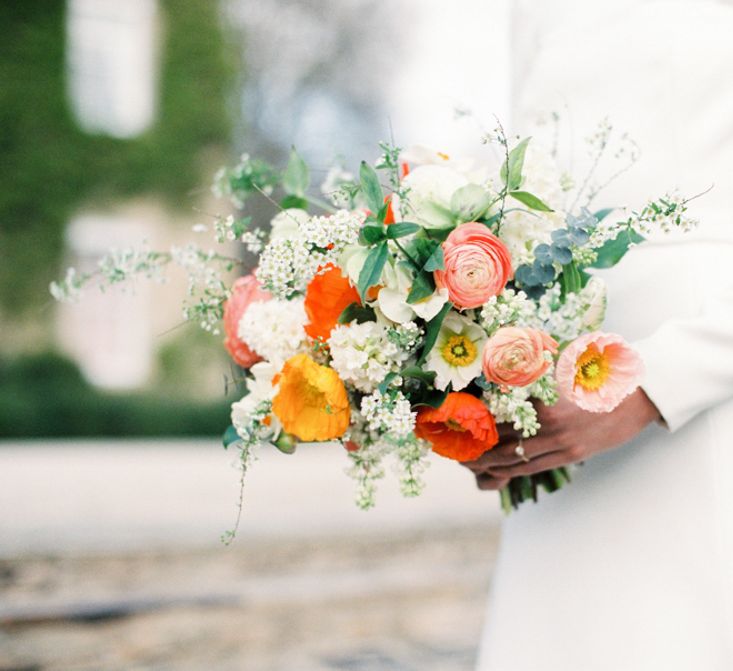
[435,222,513,309]
[223,274,271,368]
[556,331,644,413]
[482,327,558,390]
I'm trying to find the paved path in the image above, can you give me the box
[0,440,501,556]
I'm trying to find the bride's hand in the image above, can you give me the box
[461,388,662,490]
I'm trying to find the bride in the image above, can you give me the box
[466,1,733,669]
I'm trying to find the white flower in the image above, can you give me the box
[321,165,355,208]
[270,208,309,240]
[498,142,566,265]
[400,164,468,228]
[426,312,487,391]
[300,209,363,254]
[377,262,449,324]
[360,389,416,439]
[328,320,410,393]
[483,385,540,438]
[339,245,370,286]
[256,237,310,298]
[479,288,537,334]
[231,361,281,442]
[400,146,489,184]
[238,298,308,370]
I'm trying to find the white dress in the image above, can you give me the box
[477,1,733,669]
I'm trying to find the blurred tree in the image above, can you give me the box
[0,0,235,317]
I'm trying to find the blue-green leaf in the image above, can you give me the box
[550,244,573,265]
[360,161,384,215]
[282,147,309,197]
[378,372,400,395]
[359,223,387,245]
[423,244,445,272]
[509,190,553,212]
[417,301,452,365]
[357,241,388,301]
[222,425,241,450]
[593,207,616,223]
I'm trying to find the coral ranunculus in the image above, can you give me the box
[414,392,499,462]
[556,331,644,413]
[271,353,350,441]
[435,222,513,309]
[304,264,360,342]
[223,274,271,368]
[482,326,558,390]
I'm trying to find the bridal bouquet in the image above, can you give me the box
[51,123,697,526]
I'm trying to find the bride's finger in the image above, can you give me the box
[486,450,570,478]
[475,473,511,491]
[478,436,558,467]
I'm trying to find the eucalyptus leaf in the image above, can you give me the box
[357,241,388,301]
[500,137,531,191]
[534,243,553,264]
[417,301,453,365]
[533,260,556,284]
[282,147,309,197]
[514,264,539,287]
[550,244,573,265]
[550,228,572,248]
[509,190,553,212]
[568,227,590,245]
[359,161,384,214]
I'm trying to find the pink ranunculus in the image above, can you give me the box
[556,331,644,413]
[223,274,271,368]
[434,222,513,309]
[482,327,558,390]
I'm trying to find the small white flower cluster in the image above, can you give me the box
[328,321,410,393]
[240,229,266,254]
[484,386,540,438]
[256,237,310,299]
[360,389,416,440]
[527,369,559,406]
[231,398,276,448]
[387,321,424,354]
[393,436,431,497]
[50,267,84,303]
[238,298,308,370]
[536,278,607,342]
[321,165,356,208]
[479,288,536,335]
[346,438,389,510]
[300,209,363,254]
[628,192,698,235]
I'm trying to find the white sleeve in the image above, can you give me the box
[633,283,733,432]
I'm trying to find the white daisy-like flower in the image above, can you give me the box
[328,320,410,393]
[426,312,487,391]
[377,262,449,324]
[238,297,308,371]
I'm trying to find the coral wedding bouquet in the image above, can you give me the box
[52,122,697,528]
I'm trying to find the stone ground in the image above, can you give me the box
[0,527,498,671]
[0,442,501,670]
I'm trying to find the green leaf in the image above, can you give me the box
[386,222,421,239]
[360,161,384,214]
[593,207,616,222]
[450,184,493,221]
[359,223,387,245]
[222,425,241,450]
[357,241,388,301]
[282,147,309,197]
[280,195,308,210]
[590,229,645,269]
[423,244,445,272]
[378,372,400,395]
[417,301,452,365]
[406,271,435,304]
[509,190,553,212]
[376,200,391,223]
[500,137,531,191]
[400,366,437,384]
[337,302,375,324]
[412,388,449,409]
[559,262,582,298]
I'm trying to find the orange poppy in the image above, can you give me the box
[414,392,499,461]
[304,265,360,342]
[271,353,350,441]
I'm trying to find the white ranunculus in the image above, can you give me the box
[270,208,309,239]
[400,165,468,228]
